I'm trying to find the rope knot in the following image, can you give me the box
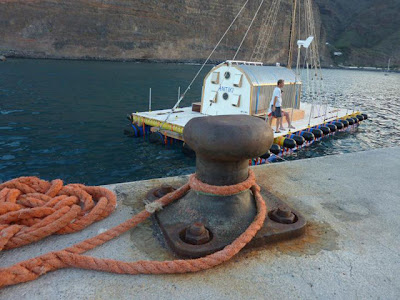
[144,200,163,214]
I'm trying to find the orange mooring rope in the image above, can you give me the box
[0,170,266,289]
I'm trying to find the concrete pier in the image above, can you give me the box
[1,147,399,299]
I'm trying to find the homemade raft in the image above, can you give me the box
[125,61,368,164]
[124,0,369,162]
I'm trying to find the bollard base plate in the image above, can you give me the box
[151,186,306,258]
[246,188,306,249]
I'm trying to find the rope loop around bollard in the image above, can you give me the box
[189,170,257,196]
[0,171,266,289]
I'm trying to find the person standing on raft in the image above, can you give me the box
[268,79,295,133]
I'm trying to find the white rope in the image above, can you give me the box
[159,0,250,128]
[233,0,266,60]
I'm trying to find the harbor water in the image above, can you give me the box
[1,59,399,185]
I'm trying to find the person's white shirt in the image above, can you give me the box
[268,87,282,114]
[270,87,282,107]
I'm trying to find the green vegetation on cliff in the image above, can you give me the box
[315,0,400,68]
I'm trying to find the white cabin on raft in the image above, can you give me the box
[200,60,302,116]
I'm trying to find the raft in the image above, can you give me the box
[125,61,368,165]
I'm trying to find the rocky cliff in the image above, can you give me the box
[0,0,326,65]
[315,0,400,68]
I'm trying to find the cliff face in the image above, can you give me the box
[0,0,325,65]
[315,0,400,68]
[1,1,398,67]
[0,0,280,62]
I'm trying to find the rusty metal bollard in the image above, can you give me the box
[184,115,273,185]
[155,115,273,258]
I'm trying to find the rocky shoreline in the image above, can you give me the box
[0,50,208,64]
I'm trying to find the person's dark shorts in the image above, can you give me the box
[271,106,282,118]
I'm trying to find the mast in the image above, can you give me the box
[287,0,298,68]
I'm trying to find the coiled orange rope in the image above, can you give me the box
[0,177,117,251]
[0,170,266,289]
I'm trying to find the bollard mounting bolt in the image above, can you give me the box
[145,184,176,202]
[153,184,175,198]
[183,223,211,245]
[269,207,297,224]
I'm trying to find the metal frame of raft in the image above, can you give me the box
[126,110,368,165]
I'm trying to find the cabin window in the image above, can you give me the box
[211,72,220,84]
[209,91,218,103]
[224,72,231,79]
[232,95,241,107]
[223,93,229,100]
[233,74,243,87]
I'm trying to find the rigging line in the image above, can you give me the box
[303,48,310,93]
[291,30,303,121]
[307,55,316,123]
[320,72,329,120]
[290,0,302,123]
[298,0,301,41]
[287,0,298,68]
[158,0,250,128]
[265,0,281,57]
[301,4,312,104]
[233,0,266,60]
[250,0,281,61]
[305,0,320,120]
[307,0,327,120]
[256,0,281,61]
[180,0,266,118]
[304,5,315,106]
[291,44,302,123]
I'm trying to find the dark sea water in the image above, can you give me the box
[1,59,399,185]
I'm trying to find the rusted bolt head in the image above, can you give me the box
[184,223,211,245]
[276,207,292,218]
[188,222,206,236]
[145,184,176,202]
[270,207,296,224]
[153,184,175,198]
